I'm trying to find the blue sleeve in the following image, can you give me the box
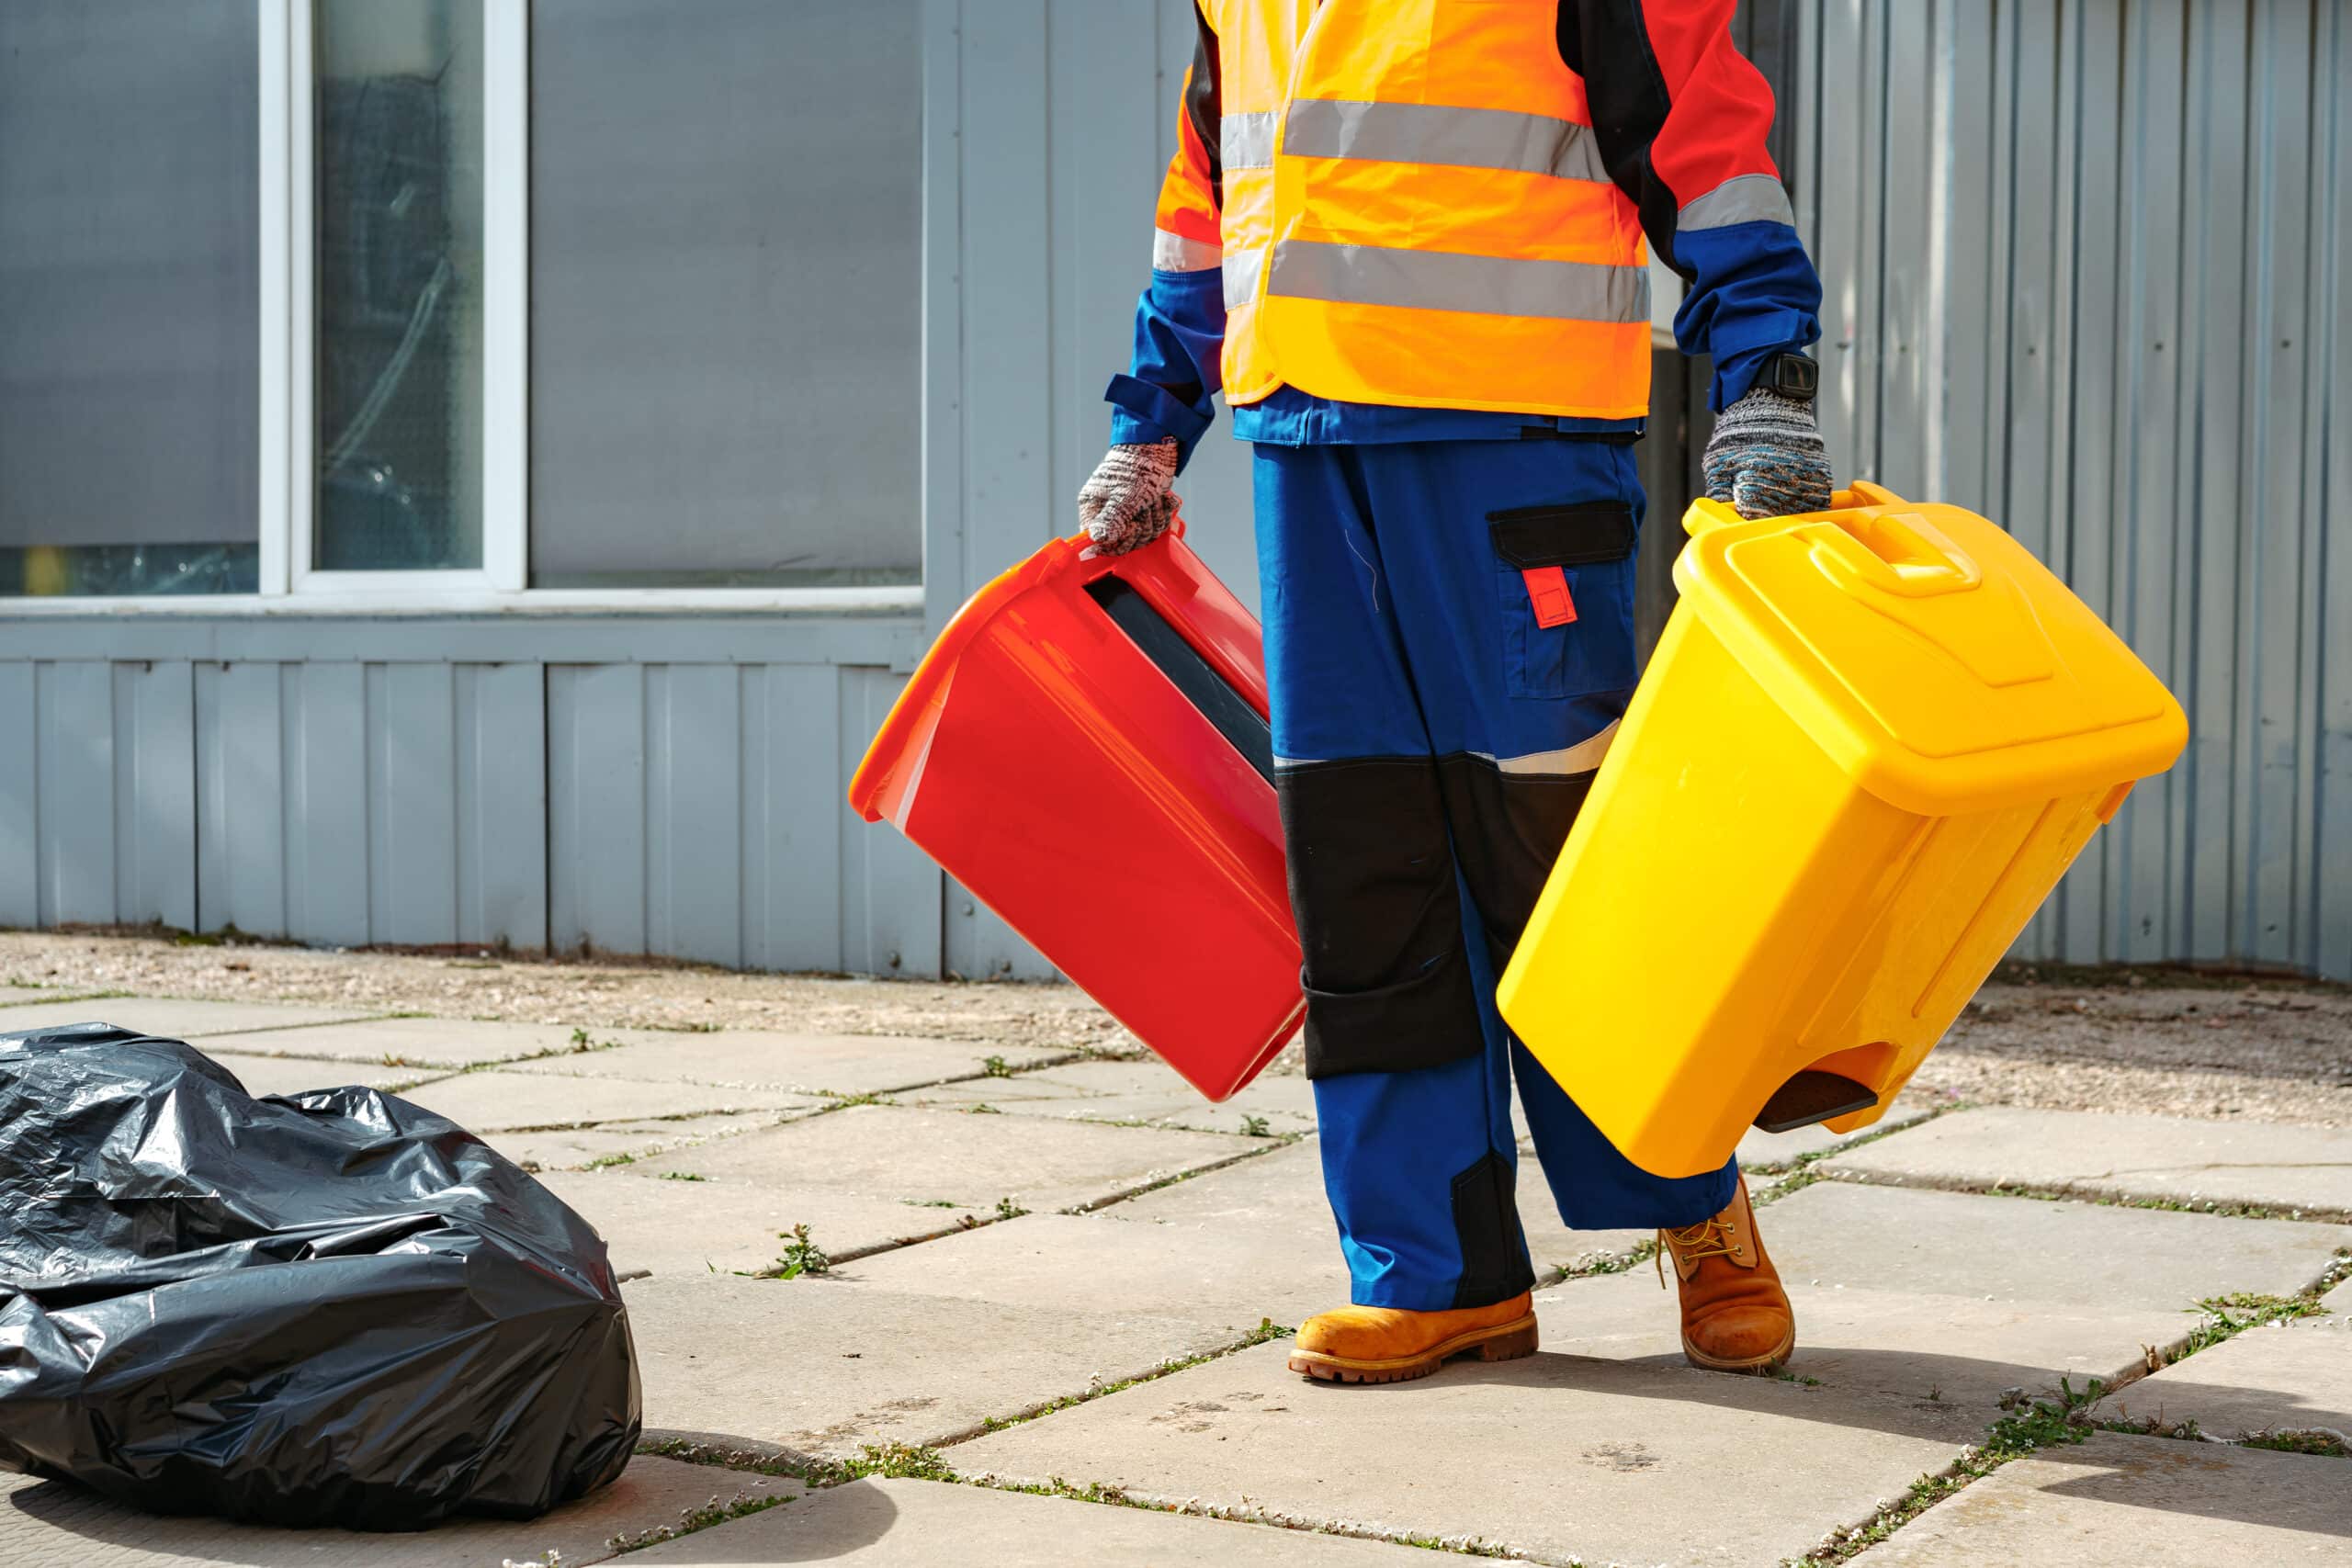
[1670,220,1824,412]
[1104,267,1227,472]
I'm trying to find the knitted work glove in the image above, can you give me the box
[1077,438,1182,555]
[1702,389,1834,521]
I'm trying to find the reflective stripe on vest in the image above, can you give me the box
[1265,241,1649,325]
[1221,110,1281,171]
[1221,242,1268,311]
[1281,99,1609,186]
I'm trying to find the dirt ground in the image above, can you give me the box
[4,931,2346,1125]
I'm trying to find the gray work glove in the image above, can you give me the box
[1702,389,1835,521]
[1076,438,1181,555]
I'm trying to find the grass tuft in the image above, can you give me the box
[767,1223,831,1280]
[1782,1378,2104,1566]
[798,1441,957,1487]
[605,1489,792,1552]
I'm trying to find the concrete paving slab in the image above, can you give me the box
[510,1032,1060,1097]
[1526,1182,2352,1416]
[687,1191,1011,1263]
[1114,1137,1656,1281]
[1734,1100,1936,1172]
[208,1051,439,1098]
[843,1211,1344,1337]
[1537,1270,2190,1420]
[649,1105,1261,1217]
[1847,1433,2352,1564]
[199,1015,620,1067]
[891,1070,1100,1106]
[492,1111,786,1173]
[915,1059,1320,1137]
[626,1476,1450,1565]
[2093,1313,2352,1441]
[1759,1179,2352,1310]
[953,1339,1968,1567]
[626,1273,1236,1459]
[397,1070,817,1134]
[542,1168,1001,1279]
[1822,1107,2352,1220]
[1736,1119,1854,1169]
[0,1457,786,1567]
[0,996,381,1039]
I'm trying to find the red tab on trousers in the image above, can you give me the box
[1521,566,1577,627]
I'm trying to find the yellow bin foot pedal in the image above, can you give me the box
[1753,1070,1878,1134]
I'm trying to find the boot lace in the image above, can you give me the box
[1655,1214,1739,1289]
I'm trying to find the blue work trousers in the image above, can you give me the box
[1254,435,1738,1312]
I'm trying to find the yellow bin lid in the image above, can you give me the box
[1672,483,2188,817]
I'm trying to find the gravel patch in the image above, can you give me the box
[0,931,1125,1056]
[1,933,2336,1123]
[1913,978,2352,1126]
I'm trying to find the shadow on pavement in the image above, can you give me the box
[621,1480,901,1563]
[1292,1345,2348,1537]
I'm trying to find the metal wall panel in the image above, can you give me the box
[544,660,907,973]
[193,661,286,937]
[109,660,195,931]
[1794,0,2350,978]
[944,0,1057,980]
[548,661,650,958]
[645,664,745,967]
[741,664,843,973]
[836,665,943,978]
[453,662,548,951]
[0,664,37,928]
[284,661,368,948]
[33,661,118,927]
[367,662,458,947]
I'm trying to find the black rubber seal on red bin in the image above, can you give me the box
[1086,574,1275,784]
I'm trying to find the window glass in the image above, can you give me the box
[314,0,484,570]
[0,1,259,596]
[529,0,922,588]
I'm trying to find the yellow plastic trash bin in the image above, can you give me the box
[1498,482,2188,1179]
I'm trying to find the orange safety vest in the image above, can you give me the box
[1164,1,1654,421]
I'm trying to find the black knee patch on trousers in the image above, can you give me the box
[1450,1150,1536,1310]
[1434,754,1599,973]
[1278,758,1484,1079]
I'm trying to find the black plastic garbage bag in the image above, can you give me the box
[0,1023,639,1529]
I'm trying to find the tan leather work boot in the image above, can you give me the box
[1657,1173,1794,1373]
[1286,1291,1538,1385]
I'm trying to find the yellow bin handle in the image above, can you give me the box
[1683,480,1981,600]
[1682,479,1908,539]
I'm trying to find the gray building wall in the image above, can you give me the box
[3,0,2346,981]
[1792,0,2350,976]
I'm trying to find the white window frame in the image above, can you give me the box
[7,0,927,616]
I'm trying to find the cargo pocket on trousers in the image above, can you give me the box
[1488,501,1639,700]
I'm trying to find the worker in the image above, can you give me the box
[1079,2,1831,1384]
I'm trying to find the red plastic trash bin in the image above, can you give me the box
[848,524,1304,1101]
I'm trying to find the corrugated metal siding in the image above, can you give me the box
[4,3,2340,982]
[0,648,929,972]
[1794,0,2349,978]
[545,660,931,973]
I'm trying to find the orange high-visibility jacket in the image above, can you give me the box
[1152,1,1795,421]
